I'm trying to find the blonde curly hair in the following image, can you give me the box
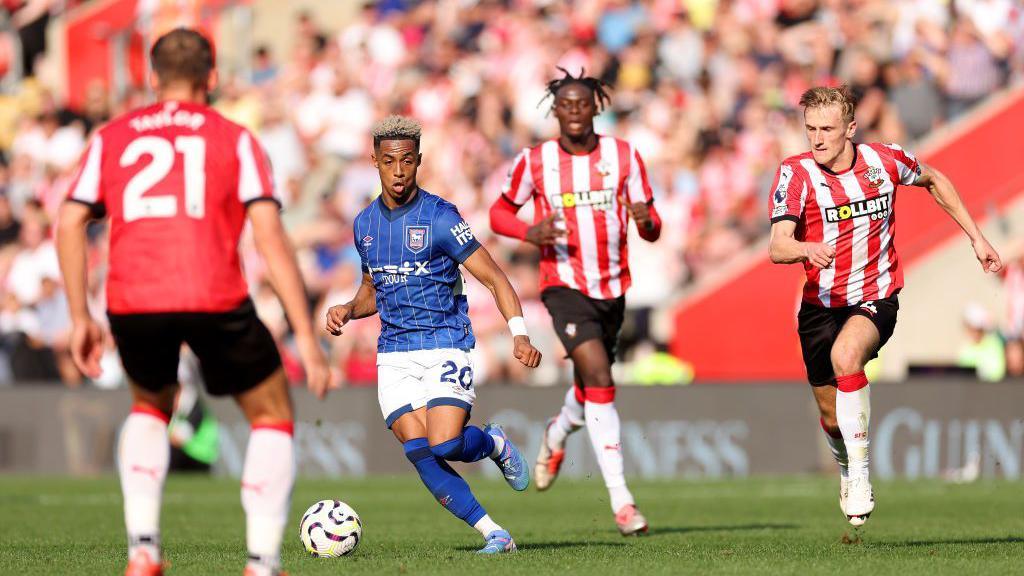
[372,115,422,149]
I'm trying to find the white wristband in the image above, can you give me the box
[508,316,528,337]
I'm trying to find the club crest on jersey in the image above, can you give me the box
[824,195,891,223]
[405,226,429,254]
[865,166,885,188]
[595,159,613,176]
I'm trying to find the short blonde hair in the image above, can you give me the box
[372,115,422,149]
[799,85,857,124]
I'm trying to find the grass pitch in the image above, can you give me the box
[0,475,1021,575]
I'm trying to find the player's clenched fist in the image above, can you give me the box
[525,213,567,246]
[512,335,542,368]
[803,242,835,269]
[973,238,1003,273]
[325,304,354,336]
[627,202,654,231]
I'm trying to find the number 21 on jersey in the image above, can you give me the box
[120,136,206,222]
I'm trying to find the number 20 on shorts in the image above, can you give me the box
[440,360,473,390]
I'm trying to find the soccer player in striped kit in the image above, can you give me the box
[489,69,661,535]
[768,86,1003,526]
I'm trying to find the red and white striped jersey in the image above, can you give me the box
[768,142,921,308]
[67,100,280,314]
[501,136,654,300]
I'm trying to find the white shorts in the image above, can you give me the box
[377,348,477,428]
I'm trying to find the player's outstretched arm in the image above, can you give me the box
[915,164,1002,273]
[56,201,104,379]
[770,220,835,269]
[325,272,377,336]
[461,246,542,368]
[248,201,333,399]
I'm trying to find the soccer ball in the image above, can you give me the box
[299,500,362,557]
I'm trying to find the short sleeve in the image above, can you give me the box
[237,130,281,207]
[768,163,807,224]
[625,146,655,204]
[66,134,106,217]
[500,148,534,206]
[884,143,922,186]
[434,204,481,263]
[354,224,370,274]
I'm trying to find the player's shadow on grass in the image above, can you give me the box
[650,523,799,536]
[647,520,798,532]
[456,541,628,552]
[886,536,1024,547]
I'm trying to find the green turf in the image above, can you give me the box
[0,475,1021,575]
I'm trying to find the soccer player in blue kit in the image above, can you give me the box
[325,116,542,554]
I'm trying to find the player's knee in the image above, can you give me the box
[430,437,464,461]
[830,346,864,377]
[578,368,613,389]
[246,402,293,425]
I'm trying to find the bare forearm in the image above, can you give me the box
[770,234,807,264]
[256,230,317,342]
[928,174,984,243]
[485,273,524,321]
[463,247,523,320]
[56,206,92,322]
[346,280,378,319]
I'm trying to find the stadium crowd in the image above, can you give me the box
[0,0,1021,387]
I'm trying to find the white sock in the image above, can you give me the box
[547,386,584,451]
[820,418,849,477]
[472,514,502,538]
[490,434,505,458]
[119,408,170,562]
[836,375,870,477]
[242,425,295,573]
[584,398,634,512]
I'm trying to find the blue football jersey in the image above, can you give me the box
[353,189,481,353]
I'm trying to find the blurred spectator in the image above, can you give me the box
[0,0,1020,386]
[958,302,1006,382]
[1001,243,1024,377]
[5,0,55,78]
[251,45,279,88]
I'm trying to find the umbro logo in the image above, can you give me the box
[362,235,373,247]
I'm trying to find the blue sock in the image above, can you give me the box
[430,426,495,463]
[403,437,486,526]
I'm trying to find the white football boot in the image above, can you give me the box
[844,473,874,527]
[839,473,849,516]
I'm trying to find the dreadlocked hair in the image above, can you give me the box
[542,67,612,112]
